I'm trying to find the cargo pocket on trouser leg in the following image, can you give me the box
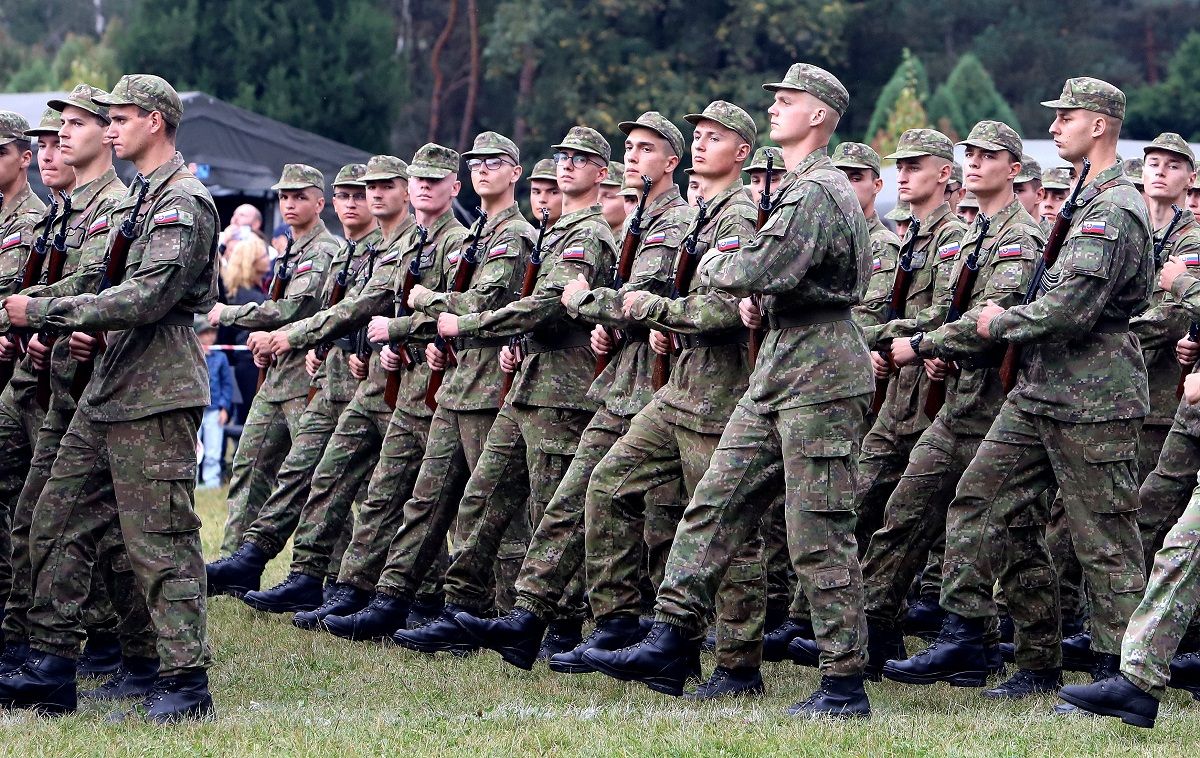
[142,459,203,534]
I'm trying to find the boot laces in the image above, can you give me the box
[315,586,355,613]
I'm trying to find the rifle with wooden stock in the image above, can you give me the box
[923,212,991,419]
[747,153,774,366]
[999,158,1091,392]
[256,231,295,390]
[70,174,150,401]
[498,208,549,406]
[0,192,58,392]
[305,239,359,404]
[31,192,76,407]
[383,225,429,409]
[870,217,923,415]
[596,174,652,377]
[652,195,709,389]
[425,209,489,411]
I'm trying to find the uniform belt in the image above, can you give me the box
[457,335,509,350]
[333,336,354,351]
[523,330,592,354]
[158,310,196,327]
[676,328,749,350]
[397,343,427,365]
[765,307,852,329]
[624,326,650,343]
[1093,317,1130,334]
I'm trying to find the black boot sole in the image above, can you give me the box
[1056,691,1154,729]
[881,664,987,687]
[320,617,399,642]
[547,657,595,674]
[148,695,216,724]
[389,634,478,657]
[453,621,539,671]
[580,652,685,697]
[241,595,320,614]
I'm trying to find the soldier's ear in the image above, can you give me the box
[450,179,461,197]
[734,142,752,163]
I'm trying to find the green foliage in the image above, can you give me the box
[1127,31,1200,141]
[926,54,1021,141]
[863,49,929,145]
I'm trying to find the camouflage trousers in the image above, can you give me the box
[221,393,307,554]
[854,411,926,555]
[0,377,45,610]
[584,398,769,669]
[638,482,686,612]
[1121,472,1200,694]
[656,395,870,677]
[764,498,803,621]
[1136,409,1200,571]
[365,406,521,607]
[28,408,211,675]
[414,402,588,615]
[940,403,1144,657]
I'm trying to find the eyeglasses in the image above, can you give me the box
[552,152,602,168]
[333,191,367,202]
[466,157,514,172]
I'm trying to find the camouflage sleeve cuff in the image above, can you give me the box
[24,296,51,330]
[1171,273,1200,304]
[387,316,414,342]
[0,308,10,333]
[989,310,1016,342]
[563,288,592,318]
[282,322,316,351]
[217,303,248,326]
[455,313,482,336]
[628,293,666,322]
[410,287,438,311]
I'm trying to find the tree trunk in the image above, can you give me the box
[428,0,459,144]
[457,0,481,153]
[513,48,537,146]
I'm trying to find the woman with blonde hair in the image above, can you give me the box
[218,236,269,425]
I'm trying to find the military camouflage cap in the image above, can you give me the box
[1193,175,1200,191]
[23,107,62,137]
[1144,132,1196,167]
[1041,76,1125,120]
[600,161,625,187]
[0,111,32,146]
[552,126,611,162]
[949,163,963,188]
[272,163,325,191]
[1014,154,1043,184]
[957,120,1022,159]
[885,200,912,221]
[333,163,368,187]
[48,83,111,123]
[529,158,557,182]
[462,131,519,163]
[93,74,183,126]
[763,63,850,114]
[831,142,881,175]
[1041,167,1071,190]
[618,186,641,199]
[747,146,784,173]
[884,128,954,162]
[1123,157,1144,185]
[361,155,409,182]
[684,100,757,146]
[619,111,685,158]
[957,191,979,210]
[407,143,460,180]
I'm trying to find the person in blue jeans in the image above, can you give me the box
[197,316,234,487]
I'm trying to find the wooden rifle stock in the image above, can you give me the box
[32,192,74,408]
[71,175,151,401]
[999,158,1092,392]
[500,208,549,406]
[1,192,59,394]
[923,213,991,419]
[747,153,775,366]
[596,175,652,377]
[306,240,359,404]
[653,196,709,389]
[256,231,296,390]
[871,217,923,415]
[425,210,488,411]
[384,226,428,409]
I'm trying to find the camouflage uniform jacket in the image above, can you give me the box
[1130,210,1200,426]
[920,197,1043,437]
[990,160,1153,423]
[865,202,966,436]
[312,226,383,404]
[455,204,616,412]
[625,180,756,434]
[852,214,902,333]
[566,185,693,417]
[218,220,340,403]
[0,183,46,295]
[698,146,873,412]
[25,152,219,422]
[410,203,532,412]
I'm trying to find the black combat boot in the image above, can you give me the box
[982,667,1062,699]
[787,636,819,668]
[454,608,547,670]
[323,592,410,641]
[1169,651,1200,697]
[0,650,77,715]
[882,613,988,687]
[903,595,946,641]
[549,615,645,674]
[684,666,764,700]
[1058,675,1157,729]
[538,619,584,662]
[241,572,323,613]
[80,656,159,701]
[390,604,480,656]
[998,614,1014,644]
[322,581,339,606]
[582,621,700,697]
[1060,631,1092,672]
[866,621,907,681]
[407,595,445,629]
[986,644,1005,677]
[701,627,716,653]
[78,633,122,678]
[1053,652,1121,715]
[763,617,813,662]
[787,674,871,719]
[143,669,214,723]
[205,542,269,597]
[293,584,371,631]
[0,643,30,676]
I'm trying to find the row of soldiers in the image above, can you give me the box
[0,64,1197,728]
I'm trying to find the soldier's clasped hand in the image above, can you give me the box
[3,294,30,329]
[425,341,448,371]
[649,330,671,356]
[738,297,761,330]
[367,315,391,344]
[975,300,1004,339]
[1177,336,1200,367]
[437,312,460,338]
[68,331,97,362]
[498,344,521,373]
[590,324,612,356]
[1160,255,1189,293]
[561,274,589,306]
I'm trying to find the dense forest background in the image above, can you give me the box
[4,0,1200,169]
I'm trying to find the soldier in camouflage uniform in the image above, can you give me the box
[600,161,626,238]
[0,74,219,722]
[1013,154,1044,222]
[213,164,341,554]
[423,114,692,660]
[885,78,1152,701]
[584,64,877,719]
[528,158,562,230]
[947,163,965,214]
[886,200,912,238]
[1036,168,1071,227]
[745,146,784,208]
[222,146,465,615]
[378,127,615,656]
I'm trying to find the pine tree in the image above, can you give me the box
[864,49,929,145]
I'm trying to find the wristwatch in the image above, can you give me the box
[910,331,925,356]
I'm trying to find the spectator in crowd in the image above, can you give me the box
[197,317,235,488]
[220,236,269,422]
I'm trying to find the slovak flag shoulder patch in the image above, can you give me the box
[937,242,961,260]
[0,231,21,250]
[644,231,668,245]
[447,251,460,264]
[377,250,399,265]
[487,243,509,259]
[997,243,1023,259]
[872,257,883,272]
[562,246,586,260]
[1183,251,1200,266]
[1081,220,1107,235]
[716,236,740,252]
[293,261,314,276]
[87,218,109,236]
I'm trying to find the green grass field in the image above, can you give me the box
[0,487,1197,756]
